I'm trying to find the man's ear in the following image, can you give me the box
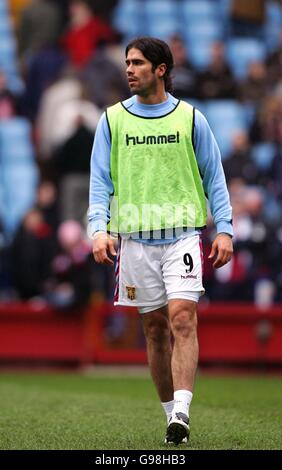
[157,63,167,78]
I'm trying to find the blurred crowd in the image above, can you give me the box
[0,0,282,310]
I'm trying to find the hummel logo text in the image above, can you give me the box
[126,132,180,146]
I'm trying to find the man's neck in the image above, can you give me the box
[136,90,168,105]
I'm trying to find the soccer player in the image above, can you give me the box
[88,37,233,445]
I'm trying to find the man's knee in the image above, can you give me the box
[169,302,198,338]
[143,317,170,345]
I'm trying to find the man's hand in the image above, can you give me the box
[208,233,233,269]
[92,232,117,266]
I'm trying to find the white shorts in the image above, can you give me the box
[114,235,205,312]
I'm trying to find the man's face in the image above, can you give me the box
[125,48,159,96]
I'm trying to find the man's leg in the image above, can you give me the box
[141,305,174,403]
[169,299,198,392]
[166,298,199,444]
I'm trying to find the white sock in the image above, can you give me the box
[161,399,174,423]
[173,390,193,417]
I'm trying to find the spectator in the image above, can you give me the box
[268,224,282,302]
[83,48,129,109]
[197,42,237,100]
[11,208,56,300]
[35,180,59,230]
[209,183,269,301]
[267,147,282,204]
[9,0,32,30]
[266,33,282,87]
[52,116,95,223]
[90,0,119,23]
[60,0,119,68]
[169,34,197,99]
[230,0,265,38]
[224,131,260,185]
[21,46,66,121]
[0,219,15,300]
[36,72,100,157]
[17,0,61,62]
[238,61,269,106]
[250,95,282,143]
[44,220,93,309]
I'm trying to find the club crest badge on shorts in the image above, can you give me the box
[126,286,136,300]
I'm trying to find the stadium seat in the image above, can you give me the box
[184,19,223,43]
[1,163,38,236]
[219,0,232,17]
[227,39,267,80]
[1,165,38,237]
[205,100,247,126]
[251,143,277,170]
[0,0,8,16]
[145,20,180,41]
[0,36,16,63]
[0,118,38,236]
[0,119,34,165]
[0,18,11,36]
[112,0,143,41]
[182,98,206,115]
[242,103,256,128]
[205,100,247,158]
[265,26,282,52]
[0,2,24,94]
[186,40,212,70]
[143,0,180,40]
[181,0,220,21]
[265,1,282,26]
[264,1,282,51]
[144,0,178,17]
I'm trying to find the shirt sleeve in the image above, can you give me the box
[88,112,113,237]
[194,109,233,236]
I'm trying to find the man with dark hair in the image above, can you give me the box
[125,36,174,93]
[88,37,233,445]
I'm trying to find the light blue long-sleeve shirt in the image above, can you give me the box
[88,93,233,244]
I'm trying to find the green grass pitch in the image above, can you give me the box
[0,371,281,450]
